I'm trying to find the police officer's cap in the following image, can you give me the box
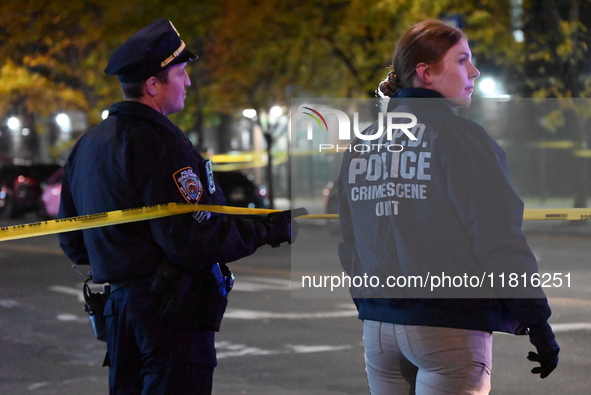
[105,19,197,83]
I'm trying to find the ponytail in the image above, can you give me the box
[377,71,403,98]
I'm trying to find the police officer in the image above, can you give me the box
[58,19,303,394]
[338,20,558,394]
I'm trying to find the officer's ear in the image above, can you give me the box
[415,63,432,84]
[145,76,159,97]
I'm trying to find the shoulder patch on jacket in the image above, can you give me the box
[173,167,203,203]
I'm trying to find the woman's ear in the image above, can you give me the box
[414,63,432,85]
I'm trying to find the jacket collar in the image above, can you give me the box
[108,101,181,133]
[393,87,444,99]
[387,88,454,113]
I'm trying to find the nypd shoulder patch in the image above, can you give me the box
[173,167,203,203]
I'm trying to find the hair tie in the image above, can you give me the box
[388,71,398,85]
[376,71,398,99]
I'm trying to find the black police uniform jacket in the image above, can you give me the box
[59,101,268,284]
[337,88,552,335]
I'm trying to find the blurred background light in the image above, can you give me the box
[7,116,21,131]
[269,105,283,119]
[55,113,72,133]
[479,77,497,95]
[242,108,257,119]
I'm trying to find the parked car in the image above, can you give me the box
[39,167,64,219]
[39,169,268,219]
[0,163,61,219]
[215,171,268,209]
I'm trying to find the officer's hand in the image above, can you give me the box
[261,207,308,247]
[527,322,560,378]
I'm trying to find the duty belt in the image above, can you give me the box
[109,276,153,293]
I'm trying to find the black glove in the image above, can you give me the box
[527,322,560,378]
[261,207,308,247]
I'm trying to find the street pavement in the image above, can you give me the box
[0,217,590,394]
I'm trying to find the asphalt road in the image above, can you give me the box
[0,219,590,394]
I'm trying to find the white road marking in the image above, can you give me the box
[551,323,591,332]
[0,299,22,308]
[224,308,357,320]
[215,341,353,359]
[215,341,279,359]
[285,344,352,353]
[28,377,104,391]
[56,313,87,323]
[28,382,49,390]
[232,276,291,292]
[48,285,85,302]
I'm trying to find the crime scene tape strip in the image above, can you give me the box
[530,140,576,149]
[523,208,591,221]
[0,205,589,243]
[0,203,279,243]
[310,209,591,222]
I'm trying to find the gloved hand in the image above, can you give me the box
[527,322,560,378]
[261,207,308,247]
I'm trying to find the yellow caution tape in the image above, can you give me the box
[305,209,591,222]
[574,149,591,158]
[212,159,268,172]
[530,140,575,149]
[523,208,591,221]
[528,141,591,157]
[209,152,265,164]
[0,203,279,243]
[0,205,589,243]
[301,214,339,220]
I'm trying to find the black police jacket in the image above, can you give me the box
[337,88,552,334]
[59,101,267,284]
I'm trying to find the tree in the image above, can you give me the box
[200,0,523,202]
[522,0,591,98]
[0,1,130,122]
[522,0,591,208]
[0,0,219,159]
[202,0,467,113]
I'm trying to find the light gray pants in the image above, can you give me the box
[363,320,492,395]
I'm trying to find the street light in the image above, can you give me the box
[269,105,283,119]
[479,77,497,95]
[478,77,511,101]
[242,108,257,119]
[7,116,20,131]
[56,113,72,133]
